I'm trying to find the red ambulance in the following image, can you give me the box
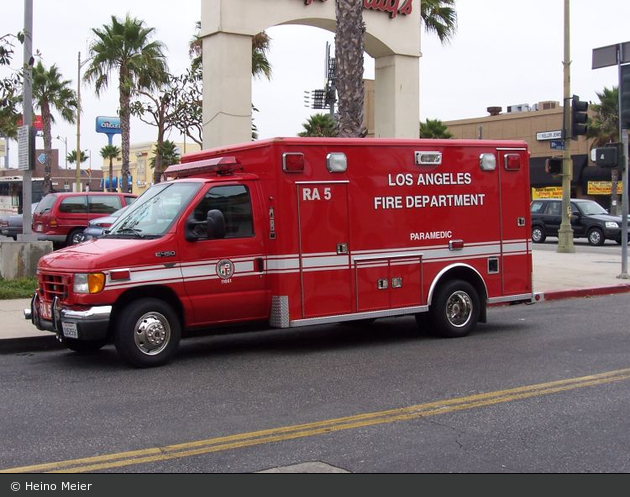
[25,138,533,367]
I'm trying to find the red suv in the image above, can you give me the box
[33,192,136,247]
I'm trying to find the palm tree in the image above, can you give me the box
[67,149,88,165]
[32,61,77,194]
[189,22,272,80]
[420,118,454,138]
[588,87,618,147]
[150,140,180,183]
[100,144,120,192]
[335,0,365,138]
[84,15,168,193]
[421,0,458,44]
[299,113,338,137]
[588,86,620,213]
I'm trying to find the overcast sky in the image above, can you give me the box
[2,0,629,169]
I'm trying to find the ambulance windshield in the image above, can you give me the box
[106,182,201,239]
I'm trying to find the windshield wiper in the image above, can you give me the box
[112,227,145,238]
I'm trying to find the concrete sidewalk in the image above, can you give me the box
[2,247,629,350]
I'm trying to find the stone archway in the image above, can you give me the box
[200,0,421,148]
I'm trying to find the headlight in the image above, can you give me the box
[605,222,619,228]
[73,273,106,294]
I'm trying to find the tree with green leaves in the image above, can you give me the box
[84,15,168,193]
[587,86,620,214]
[421,0,458,44]
[100,144,120,192]
[32,61,78,194]
[150,140,180,182]
[335,0,365,138]
[299,113,338,137]
[420,118,454,139]
[0,33,23,139]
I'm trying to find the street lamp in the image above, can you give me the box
[75,51,92,192]
[55,135,67,168]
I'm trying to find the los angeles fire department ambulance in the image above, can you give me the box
[25,138,534,367]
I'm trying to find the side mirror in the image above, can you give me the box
[206,209,226,240]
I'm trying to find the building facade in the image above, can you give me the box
[444,102,617,208]
[108,142,200,196]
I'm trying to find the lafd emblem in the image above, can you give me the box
[216,259,235,280]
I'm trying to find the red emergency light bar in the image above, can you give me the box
[164,156,241,178]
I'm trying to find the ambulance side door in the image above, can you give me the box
[178,181,268,326]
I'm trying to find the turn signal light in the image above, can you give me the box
[73,273,106,294]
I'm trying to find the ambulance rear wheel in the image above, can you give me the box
[428,280,479,338]
[115,298,181,368]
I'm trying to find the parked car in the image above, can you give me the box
[80,205,129,241]
[32,192,136,247]
[0,203,38,240]
[531,198,629,246]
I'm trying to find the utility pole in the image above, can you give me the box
[75,52,82,192]
[557,0,575,253]
[592,42,630,278]
[19,0,36,241]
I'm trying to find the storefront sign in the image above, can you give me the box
[95,116,121,136]
[587,181,624,195]
[303,0,413,19]
[531,187,562,199]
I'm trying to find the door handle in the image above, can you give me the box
[255,257,265,273]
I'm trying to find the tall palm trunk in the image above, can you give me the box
[40,100,53,194]
[335,0,365,138]
[119,71,131,193]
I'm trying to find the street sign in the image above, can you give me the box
[536,130,562,141]
[18,125,34,171]
[550,140,565,150]
[592,42,630,69]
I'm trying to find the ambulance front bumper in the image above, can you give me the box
[25,294,111,341]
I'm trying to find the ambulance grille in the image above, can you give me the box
[39,273,70,301]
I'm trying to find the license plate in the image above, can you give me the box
[62,322,78,339]
[39,301,52,320]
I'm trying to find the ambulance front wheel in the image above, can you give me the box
[427,280,480,338]
[115,298,181,368]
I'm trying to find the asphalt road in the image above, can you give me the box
[1,293,630,473]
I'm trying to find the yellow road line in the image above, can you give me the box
[3,368,630,473]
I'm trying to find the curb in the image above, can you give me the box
[0,335,62,355]
[2,285,630,354]
[541,284,630,301]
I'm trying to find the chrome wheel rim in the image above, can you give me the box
[532,228,542,242]
[589,231,602,245]
[445,291,473,328]
[134,312,171,356]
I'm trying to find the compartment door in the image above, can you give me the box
[298,183,352,318]
[499,151,532,295]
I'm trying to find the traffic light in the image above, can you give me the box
[545,157,563,175]
[594,146,619,168]
[621,64,630,129]
[570,95,588,139]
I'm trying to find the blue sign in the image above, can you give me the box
[550,140,565,150]
[95,116,121,136]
